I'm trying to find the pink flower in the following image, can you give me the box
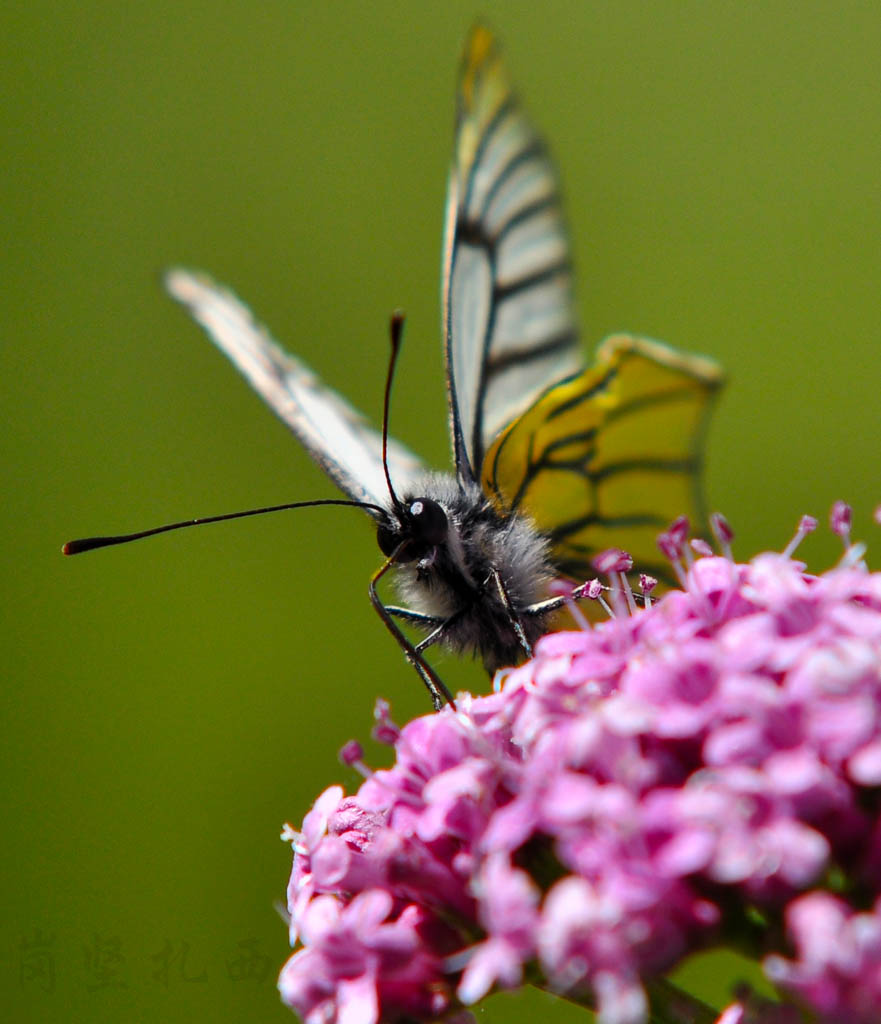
[279,509,881,1023]
[764,894,881,1022]
[456,854,539,1003]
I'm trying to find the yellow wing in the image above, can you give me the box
[482,335,723,583]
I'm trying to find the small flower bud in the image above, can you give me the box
[338,739,364,767]
[830,500,852,538]
[592,548,633,574]
[799,514,818,534]
[710,512,734,545]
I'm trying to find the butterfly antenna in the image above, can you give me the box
[382,311,406,512]
[62,498,387,555]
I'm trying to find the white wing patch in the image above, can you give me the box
[447,243,493,465]
[165,269,426,510]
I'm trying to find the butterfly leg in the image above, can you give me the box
[369,560,456,712]
[413,607,468,654]
[386,606,465,655]
[489,566,533,659]
[523,580,596,617]
[385,606,446,628]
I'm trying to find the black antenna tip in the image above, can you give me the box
[389,310,405,348]
[62,536,113,555]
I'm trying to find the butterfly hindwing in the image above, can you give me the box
[442,25,583,484]
[482,335,724,583]
[165,269,426,510]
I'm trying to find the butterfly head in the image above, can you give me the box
[376,496,449,564]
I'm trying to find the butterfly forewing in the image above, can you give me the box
[482,335,724,583]
[165,269,426,510]
[442,25,582,483]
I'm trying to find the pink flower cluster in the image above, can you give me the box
[279,517,881,1024]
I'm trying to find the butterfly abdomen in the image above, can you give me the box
[392,474,554,671]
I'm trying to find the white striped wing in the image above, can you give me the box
[442,25,583,483]
[165,269,426,511]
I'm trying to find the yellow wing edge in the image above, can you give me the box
[482,335,724,582]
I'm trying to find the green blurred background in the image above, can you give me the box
[4,1,880,1021]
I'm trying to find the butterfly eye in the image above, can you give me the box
[409,498,448,546]
[375,499,448,563]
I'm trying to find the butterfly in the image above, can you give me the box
[68,26,722,710]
